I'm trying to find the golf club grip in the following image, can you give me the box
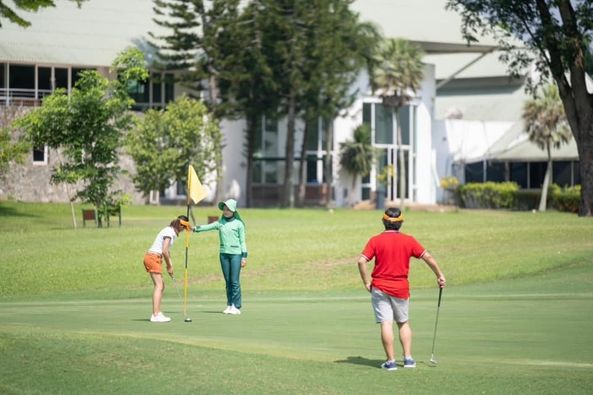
[437,287,443,307]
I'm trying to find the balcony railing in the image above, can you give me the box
[0,88,53,106]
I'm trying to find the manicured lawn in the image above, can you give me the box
[0,202,592,394]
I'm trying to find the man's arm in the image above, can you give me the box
[357,255,372,292]
[421,251,446,288]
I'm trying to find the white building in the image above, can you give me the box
[0,0,579,207]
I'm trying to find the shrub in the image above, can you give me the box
[550,184,580,213]
[458,182,519,209]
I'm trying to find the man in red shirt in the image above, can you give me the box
[358,207,446,371]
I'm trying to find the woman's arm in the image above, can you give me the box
[193,221,221,233]
[239,223,247,267]
[162,237,173,276]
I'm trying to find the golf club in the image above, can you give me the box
[429,287,443,365]
[170,274,192,322]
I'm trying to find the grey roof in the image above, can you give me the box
[0,0,160,67]
[477,121,579,162]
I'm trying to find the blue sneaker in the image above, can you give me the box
[380,360,397,371]
[403,357,416,368]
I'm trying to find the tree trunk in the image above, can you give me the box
[245,114,257,208]
[539,144,552,212]
[296,121,309,207]
[282,90,296,208]
[536,0,593,216]
[576,136,593,216]
[324,120,334,208]
[395,110,406,210]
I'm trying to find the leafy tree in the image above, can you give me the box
[0,0,85,27]
[339,124,374,205]
[0,107,30,177]
[17,48,148,226]
[296,0,380,207]
[446,0,593,216]
[522,84,572,211]
[371,38,424,211]
[150,0,242,200]
[126,96,222,202]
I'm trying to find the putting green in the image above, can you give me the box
[1,262,592,394]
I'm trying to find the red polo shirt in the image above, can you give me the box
[361,230,426,299]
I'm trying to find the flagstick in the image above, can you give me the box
[183,204,190,319]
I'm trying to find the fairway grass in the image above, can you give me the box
[1,262,592,394]
[1,202,592,393]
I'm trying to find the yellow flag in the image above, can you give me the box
[187,165,208,205]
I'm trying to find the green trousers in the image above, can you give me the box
[220,253,242,309]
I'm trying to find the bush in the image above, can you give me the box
[550,184,580,213]
[458,182,519,209]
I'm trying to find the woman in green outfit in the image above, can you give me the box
[194,199,247,315]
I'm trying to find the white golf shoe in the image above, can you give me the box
[150,312,171,323]
[228,305,241,315]
[223,306,232,314]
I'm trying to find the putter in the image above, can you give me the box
[170,274,192,322]
[429,287,443,365]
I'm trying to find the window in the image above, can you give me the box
[0,64,5,89]
[529,162,546,188]
[32,146,48,165]
[465,162,484,183]
[164,73,174,103]
[55,68,68,89]
[486,162,505,182]
[399,106,411,145]
[72,68,91,87]
[374,104,393,144]
[553,161,572,187]
[510,162,528,188]
[252,116,280,184]
[152,73,162,105]
[127,79,150,104]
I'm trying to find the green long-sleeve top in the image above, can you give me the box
[195,217,248,257]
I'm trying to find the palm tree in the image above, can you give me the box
[522,84,572,211]
[371,38,424,210]
[339,124,374,205]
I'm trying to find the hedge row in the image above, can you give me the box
[455,182,580,212]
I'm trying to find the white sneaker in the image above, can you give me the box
[228,305,241,315]
[150,312,171,323]
[223,306,232,314]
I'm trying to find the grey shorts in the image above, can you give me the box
[371,287,409,323]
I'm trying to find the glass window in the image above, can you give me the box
[305,119,318,151]
[553,161,572,187]
[465,162,484,183]
[152,73,162,104]
[32,146,48,165]
[510,162,528,188]
[164,73,174,103]
[9,65,35,90]
[374,103,393,144]
[486,161,505,182]
[127,79,149,103]
[72,68,90,86]
[263,116,278,156]
[263,160,278,184]
[252,161,262,183]
[363,102,371,126]
[306,154,318,183]
[399,106,410,145]
[0,64,4,88]
[529,162,547,188]
[55,68,68,89]
[176,180,186,196]
[38,67,51,91]
[574,161,581,185]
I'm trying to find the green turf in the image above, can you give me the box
[0,202,592,394]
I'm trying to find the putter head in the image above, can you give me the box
[429,356,438,365]
[184,317,192,323]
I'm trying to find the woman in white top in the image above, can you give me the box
[143,215,191,323]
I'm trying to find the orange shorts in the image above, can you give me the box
[143,253,162,274]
